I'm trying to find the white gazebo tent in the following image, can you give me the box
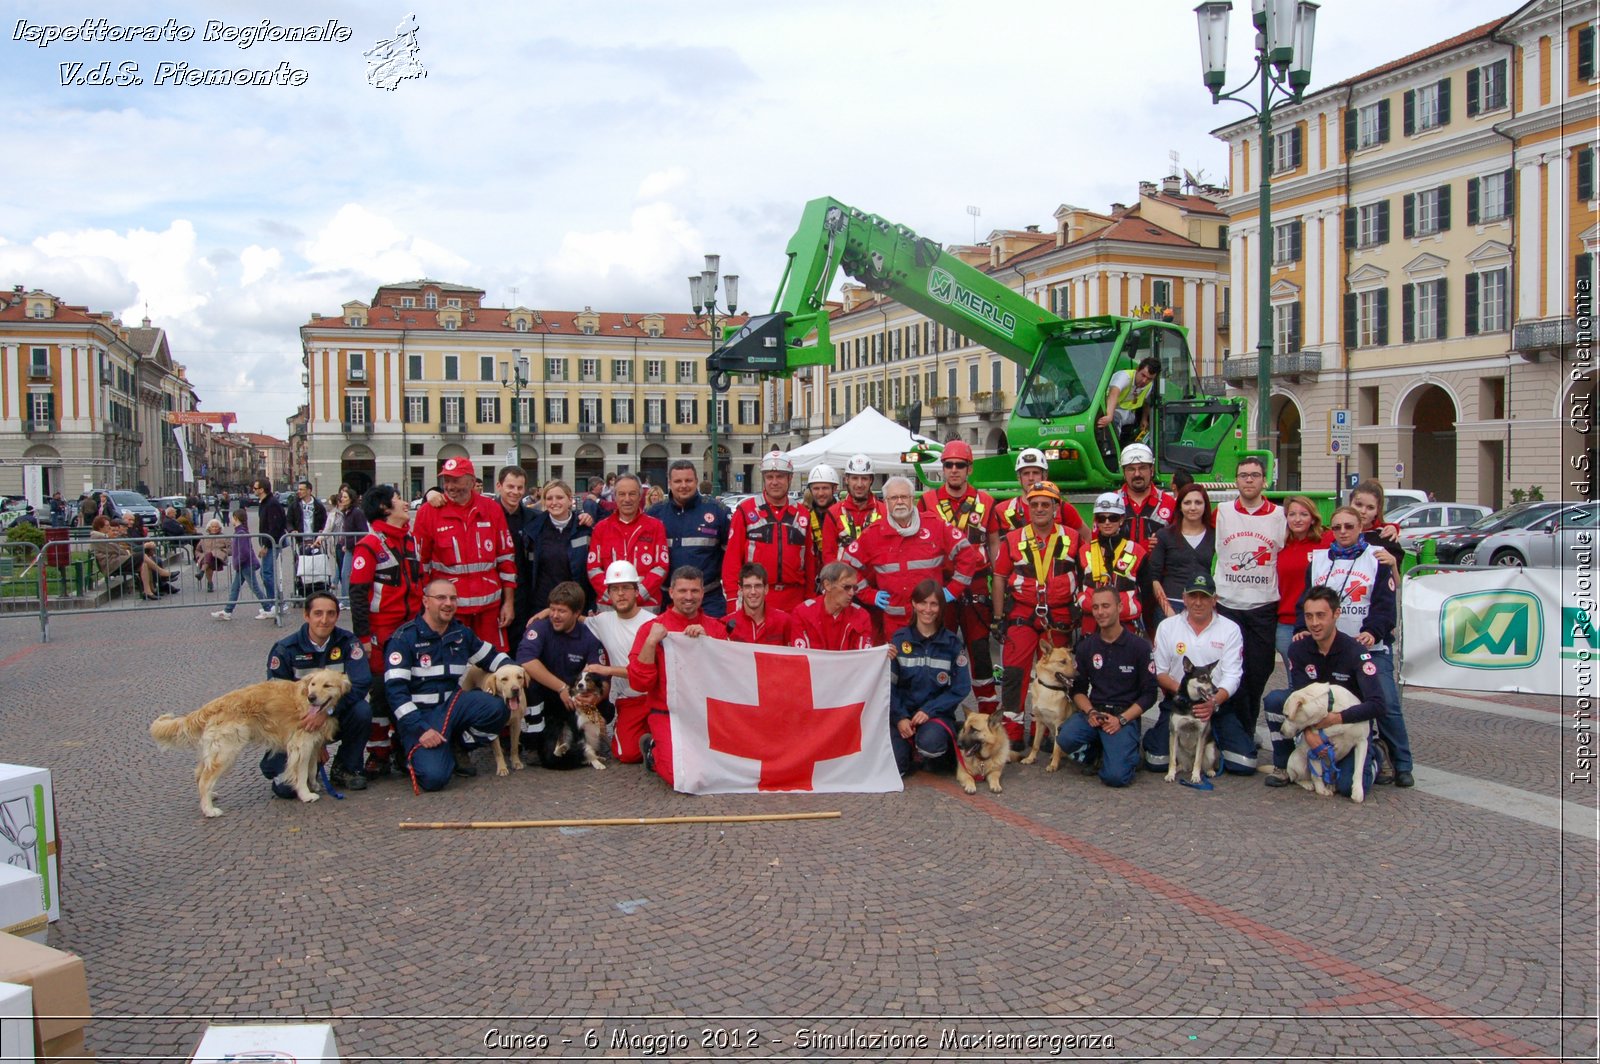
[780,407,938,475]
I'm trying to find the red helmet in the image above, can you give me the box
[942,440,974,464]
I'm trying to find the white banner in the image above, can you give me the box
[173,425,194,482]
[664,635,901,795]
[1402,566,1596,695]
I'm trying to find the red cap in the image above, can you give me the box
[942,439,974,463]
[439,456,476,479]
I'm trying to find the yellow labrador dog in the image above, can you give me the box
[461,663,530,776]
[150,669,351,818]
[1020,643,1077,771]
[1281,682,1371,803]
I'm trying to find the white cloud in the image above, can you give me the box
[239,245,282,287]
[638,167,689,200]
[546,201,702,299]
[300,203,470,283]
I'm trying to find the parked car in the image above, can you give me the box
[1419,501,1565,564]
[95,489,160,526]
[1474,502,1599,567]
[1385,501,1493,551]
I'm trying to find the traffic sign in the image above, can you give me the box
[1395,462,1405,477]
[1327,408,1352,457]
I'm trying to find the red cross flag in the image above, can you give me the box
[664,635,901,795]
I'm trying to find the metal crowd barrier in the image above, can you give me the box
[280,530,368,611]
[0,531,290,642]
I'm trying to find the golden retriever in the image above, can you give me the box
[955,711,1014,794]
[1281,682,1372,803]
[461,663,530,776]
[1020,643,1077,771]
[150,669,351,818]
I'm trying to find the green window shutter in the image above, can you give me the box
[1467,177,1480,225]
[1464,274,1480,336]
[1436,279,1448,340]
[1403,89,1416,136]
[1401,283,1415,343]
[1377,99,1391,143]
[1343,293,1358,349]
[1375,289,1390,346]
[1467,67,1481,116]
[1402,193,1416,239]
[1437,77,1452,125]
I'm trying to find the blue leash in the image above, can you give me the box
[1179,776,1214,791]
[317,763,345,800]
[1306,729,1338,786]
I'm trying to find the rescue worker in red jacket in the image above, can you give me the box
[802,464,847,569]
[996,447,1086,536]
[1078,491,1148,636]
[348,483,425,777]
[919,439,1002,719]
[835,453,885,552]
[411,456,516,650]
[723,451,813,614]
[993,481,1084,732]
[1116,442,1176,626]
[791,561,877,651]
[586,472,670,609]
[843,475,980,638]
[629,565,728,787]
[723,562,799,646]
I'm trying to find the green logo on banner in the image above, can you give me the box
[927,267,1016,339]
[1440,590,1543,669]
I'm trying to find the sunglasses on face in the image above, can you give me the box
[1095,515,1122,522]
[942,461,969,469]
[1330,522,1359,531]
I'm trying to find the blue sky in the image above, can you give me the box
[0,0,1519,435]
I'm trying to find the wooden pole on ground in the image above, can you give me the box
[399,811,842,831]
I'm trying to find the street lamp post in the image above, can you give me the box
[1195,0,1318,453]
[500,354,530,469]
[690,255,738,495]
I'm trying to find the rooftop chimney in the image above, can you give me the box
[1162,175,1182,194]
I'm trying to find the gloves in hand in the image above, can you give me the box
[874,590,892,610]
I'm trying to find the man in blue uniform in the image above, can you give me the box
[384,578,516,791]
[648,459,730,617]
[259,590,373,797]
[1263,585,1389,794]
[1058,586,1159,787]
[515,580,608,751]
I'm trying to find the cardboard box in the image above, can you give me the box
[191,1023,340,1063]
[0,866,47,943]
[0,765,59,923]
[0,933,89,1063]
[0,980,35,1064]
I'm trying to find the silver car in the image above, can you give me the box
[1387,501,1493,551]
[1474,502,1599,567]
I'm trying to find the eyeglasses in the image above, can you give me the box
[1095,514,1122,521]
[942,461,969,469]
[1237,472,1264,480]
[424,593,457,601]
[833,582,860,593]
[1330,522,1359,531]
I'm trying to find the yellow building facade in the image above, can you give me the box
[301,279,766,497]
[1214,0,1596,504]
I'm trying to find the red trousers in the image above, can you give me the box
[647,707,675,786]
[459,607,507,652]
[611,694,650,763]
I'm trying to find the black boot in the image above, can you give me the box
[451,740,477,777]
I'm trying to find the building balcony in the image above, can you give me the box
[27,365,49,380]
[578,421,602,434]
[930,396,960,419]
[1217,311,1231,332]
[440,420,467,436]
[23,418,55,436]
[510,419,536,435]
[974,391,1008,416]
[1197,375,1230,395]
[1513,317,1576,361]
[1221,350,1322,385]
[340,420,373,435]
[644,422,669,437]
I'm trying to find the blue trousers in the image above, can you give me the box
[223,564,270,613]
[406,691,510,792]
[1142,702,1257,775]
[890,717,953,775]
[1368,647,1413,773]
[260,698,373,796]
[1057,713,1142,787]
[259,544,280,611]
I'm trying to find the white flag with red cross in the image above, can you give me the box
[664,634,901,795]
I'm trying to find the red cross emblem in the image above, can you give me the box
[706,652,864,791]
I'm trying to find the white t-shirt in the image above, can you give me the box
[1152,610,1244,699]
[585,608,656,699]
[1212,498,1287,609]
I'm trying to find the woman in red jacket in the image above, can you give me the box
[1273,495,1331,670]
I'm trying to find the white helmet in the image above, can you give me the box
[761,450,794,474]
[843,454,874,477]
[1093,491,1126,516]
[1014,448,1047,473]
[604,560,642,586]
[807,464,840,487]
[1120,442,1155,467]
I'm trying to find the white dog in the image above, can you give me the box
[1280,682,1372,804]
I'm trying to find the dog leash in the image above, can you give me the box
[1306,728,1339,786]
[317,763,344,800]
[929,717,980,780]
[404,690,463,796]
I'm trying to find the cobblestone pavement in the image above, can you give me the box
[0,603,1593,1062]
